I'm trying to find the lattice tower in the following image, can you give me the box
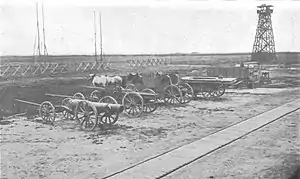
[251,4,276,62]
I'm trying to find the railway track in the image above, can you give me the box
[101,98,300,179]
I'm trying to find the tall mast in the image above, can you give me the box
[41,3,48,55]
[93,11,97,62]
[36,2,41,56]
[99,12,103,62]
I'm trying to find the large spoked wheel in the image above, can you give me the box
[211,83,225,98]
[39,101,56,123]
[61,97,74,120]
[126,84,138,92]
[141,88,158,113]
[122,92,144,117]
[75,100,98,131]
[113,86,124,92]
[178,82,194,104]
[98,96,119,125]
[201,87,215,99]
[73,92,85,100]
[99,96,118,104]
[89,90,100,102]
[164,85,182,105]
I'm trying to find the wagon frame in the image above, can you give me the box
[180,76,237,99]
[82,85,159,118]
[124,72,194,105]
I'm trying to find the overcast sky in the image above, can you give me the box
[0,0,299,55]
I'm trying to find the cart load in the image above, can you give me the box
[181,76,238,99]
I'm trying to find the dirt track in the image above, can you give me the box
[1,86,299,178]
[165,110,300,179]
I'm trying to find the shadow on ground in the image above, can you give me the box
[288,166,299,179]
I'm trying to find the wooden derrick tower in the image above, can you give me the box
[251,4,276,62]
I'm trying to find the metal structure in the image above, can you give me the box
[33,2,48,60]
[251,4,276,62]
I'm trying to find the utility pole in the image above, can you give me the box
[36,2,41,56]
[93,11,98,62]
[99,12,103,62]
[41,3,48,55]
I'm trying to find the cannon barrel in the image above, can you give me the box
[88,101,124,113]
[45,93,72,98]
[67,99,83,106]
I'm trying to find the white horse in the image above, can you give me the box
[88,74,122,88]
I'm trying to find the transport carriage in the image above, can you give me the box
[82,85,159,118]
[181,76,238,99]
[155,70,238,100]
[14,92,124,131]
[123,71,194,105]
[207,62,271,88]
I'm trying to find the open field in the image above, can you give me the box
[1,52,299,66]
[0,54,299,179]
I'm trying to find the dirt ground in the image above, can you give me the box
[165,111,300,179]
[1,86,299,178]
[1,64,299,179]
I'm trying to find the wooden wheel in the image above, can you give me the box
[201,87,215,99]
[141,88,158,113]
[122,92,144,117]
[178,82,194,104]
[61,97,74,120]
[164,85,182,105]
[89,90,100,102]
[75,100,98,131]
[113,86,124,92]
[126,84,138,92]
[39,101,56,123]
[212,84,225,97]
[73,92,85,100]
[98,96,119,125]
[99,96,118,104]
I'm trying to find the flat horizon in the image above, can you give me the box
[1,51,300,58]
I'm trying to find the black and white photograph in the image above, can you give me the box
[0,0,299,178]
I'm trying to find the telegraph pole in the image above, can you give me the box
[36,2,41,56]
[41,3,48,55]
[93,11,98,62]
[99,12,103,62]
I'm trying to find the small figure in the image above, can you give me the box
[240,62,245,68]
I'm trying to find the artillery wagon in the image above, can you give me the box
[45,92,124,131]
[181,76,237,99]
[124,72,194,105]
[14,92,124,131]
[14,92,84,124]
[82,85,159,118]
[206,62,271,89]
